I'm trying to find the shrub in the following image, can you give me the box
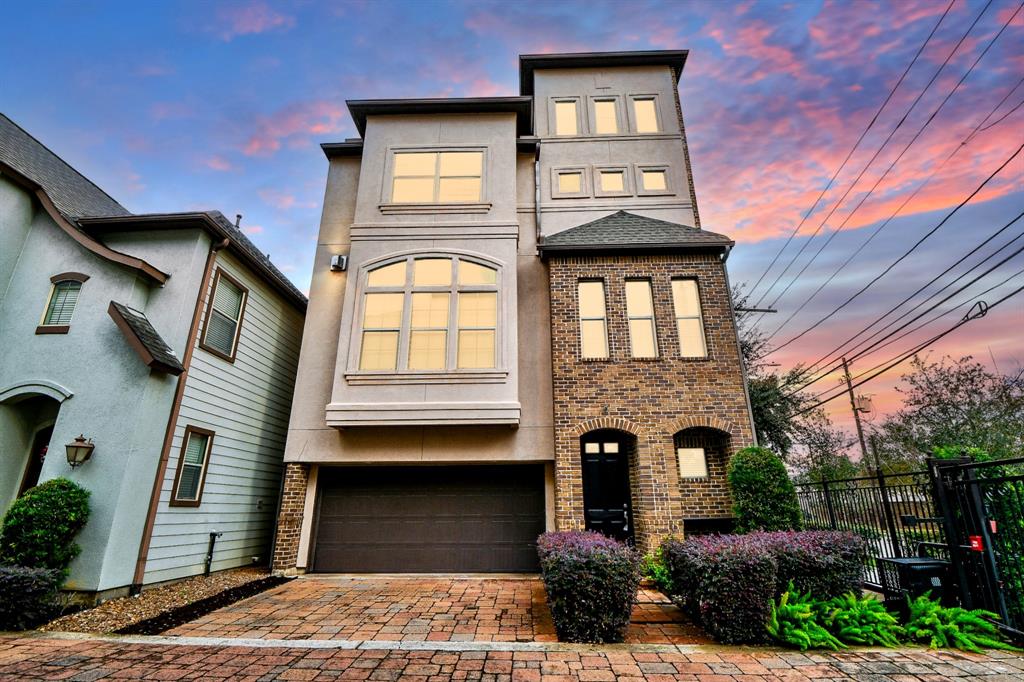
[0,478,91,576]
[536,531,642,643]
[0,565,62,630]
[771,531,864,599]
[767,585,844,651]
[728,446,802,533]
[641,545,674,595]
[904,593,1021,653]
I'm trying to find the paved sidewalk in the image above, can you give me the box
[166,576,708,644]
[2,632,1023,680]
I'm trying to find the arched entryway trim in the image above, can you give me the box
[570,416,644,438]
[0,380,74,404]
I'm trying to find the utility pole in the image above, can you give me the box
[841,357,869,465]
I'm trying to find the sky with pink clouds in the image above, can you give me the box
[2,0,1021,440]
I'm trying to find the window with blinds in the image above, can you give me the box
[201,271,247,360]
[42,280,82,326]
[671,279,708,358]
[171,427,213,505]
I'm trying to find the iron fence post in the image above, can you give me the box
[963,464,1011,626]
[875,468,902,559]
[927,457,974,610]
[822,480,838,529]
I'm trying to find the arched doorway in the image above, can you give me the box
[1,393,61,510]
[580,429,636,544]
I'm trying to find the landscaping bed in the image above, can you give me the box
[40,567,287,635]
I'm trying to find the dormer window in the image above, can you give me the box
[391,151,483,203]
[37,273,89,334]
[357,256,499,372]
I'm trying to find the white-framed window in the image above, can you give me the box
[553,98,581,136]
[40,279,83,328]
[357,256,499,372]
[625,280,658,358]
[171,426,214,506]
[390,150,484,203]
[200,270,248,362]
[676,446,709,479]
[594,165,632,197]
[671,278,708,357]
[636,164,671,195]
[591,98,620,135]
[551,166,590,198]
[577,280,609,360]
[630,96,660,133]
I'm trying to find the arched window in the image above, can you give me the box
[357,256,499,372]
[38,273,89,333]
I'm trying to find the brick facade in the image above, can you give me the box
[548,252,754,551]
[272,462,309,572]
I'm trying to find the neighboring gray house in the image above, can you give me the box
[0,114,306,600]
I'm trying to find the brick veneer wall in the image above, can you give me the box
[272,462,309,572]
[548,252,754,551]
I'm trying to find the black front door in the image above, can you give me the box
[581,431,634,543]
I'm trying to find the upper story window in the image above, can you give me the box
[625,280,658,358]
[641,169,667,191]
[554,100,579,136]
[38,273,88,334]
[671,279,707,358]
[170,426,214,507]
[391,151,483,203]
[200,270,248,362]
[632,97,659,133]
[593,99,618,134]
[358,257,499,372]
[578,280,609,360]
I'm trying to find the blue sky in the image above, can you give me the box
[2,0,1021,431]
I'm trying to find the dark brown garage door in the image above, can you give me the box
[312,465,545,573]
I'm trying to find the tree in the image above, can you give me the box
[872,355,1024,464]
[790,409,859,482]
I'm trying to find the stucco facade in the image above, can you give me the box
[274,50,755,573]
[0,114,305,598]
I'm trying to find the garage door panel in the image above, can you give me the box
[312,465,544,573]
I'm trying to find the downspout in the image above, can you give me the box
[721,246,758,445]
[534,147,542,252]
[130,236,230,593]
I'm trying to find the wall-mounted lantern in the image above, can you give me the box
[65,435,95,468]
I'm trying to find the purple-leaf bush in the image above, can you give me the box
[536,531,642,644]
[0,565,61,630]
[662,531,864,644]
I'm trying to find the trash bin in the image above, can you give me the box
[877,556,952,614]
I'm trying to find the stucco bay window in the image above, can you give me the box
[390,151,483,203]
[356,256,499,373]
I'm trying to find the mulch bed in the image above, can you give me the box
[40,568,288,635]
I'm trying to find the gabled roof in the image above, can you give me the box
[346,97,533,137]
[538,210,733,256]
[108,301,185,375]
[519,50,688,95]
[0,114,129,219]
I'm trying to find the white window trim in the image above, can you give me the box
[587,95,624,136]
[672,277,709,359]
[592,165,633,198]
[379,145,491,213]
[676,446,710,480]
[577,279,610,361]
[551,166,591,199]
[634,163,674,197]
[628,94,662,134]
[346,253,507,381]
[625,279,659,359]
[549,96,585,137]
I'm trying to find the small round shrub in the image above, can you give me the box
[728,446,801,533]
[0,478,91,577]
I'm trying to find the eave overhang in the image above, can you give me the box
[519,50,688,95]
[346,97,534,137]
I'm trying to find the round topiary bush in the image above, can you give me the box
[0,477,91,578]
[728,446,801,533]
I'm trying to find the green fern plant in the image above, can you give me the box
[904,593,1021,653]
[821,593,903,647]
[766,584,845,651]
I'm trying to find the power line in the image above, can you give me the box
[757,0,1022,327]
[776,72,1024,363]
[742,0,956,300]
[748,0,996,313]
[792,282,1024,416]
[766,140,1024,355]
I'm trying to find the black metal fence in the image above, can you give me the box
[796,457,1024,640]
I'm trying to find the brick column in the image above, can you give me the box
[272,462,309,573]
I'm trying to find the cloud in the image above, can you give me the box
[150,101,194,121]
[241,100,347,156]
[243,224,264,235]
[203,155,234,172]
[213,2,296,42]
[259,188,316,210]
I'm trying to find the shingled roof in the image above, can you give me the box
[108,301,185,375]
[539,210,733,255]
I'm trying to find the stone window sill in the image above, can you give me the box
[379,202,492,215]
[344,369,508,385]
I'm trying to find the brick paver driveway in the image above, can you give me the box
[2,633,1023,680]
[166,576,708,644]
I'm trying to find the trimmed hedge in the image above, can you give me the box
[662,530,864,644]
[537,531,642,643]
[728,446,801,532]
[0,478,90,577]
[0,565,62,630]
